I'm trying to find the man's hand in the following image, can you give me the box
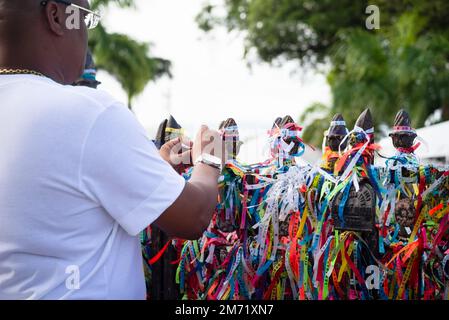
[154,125,224,239]
[192,125,225,165]
[159,137,192,172]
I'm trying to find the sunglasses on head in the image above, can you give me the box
[40,0,101,30]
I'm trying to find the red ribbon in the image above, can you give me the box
[148,240,171,265]
[397,142,421,154]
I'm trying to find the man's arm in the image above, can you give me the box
[79,105,223,239]
[154,125,222,240]
[153,163,219,239]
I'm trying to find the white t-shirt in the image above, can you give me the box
[0,75,186,300]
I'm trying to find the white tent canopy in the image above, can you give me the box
[377,120,449,165]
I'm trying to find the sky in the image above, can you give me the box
[96,0,331,163]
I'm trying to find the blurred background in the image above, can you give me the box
[88,0,449,165]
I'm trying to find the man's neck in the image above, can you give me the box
[0,57,66,83]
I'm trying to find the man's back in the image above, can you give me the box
[0,74,186,299]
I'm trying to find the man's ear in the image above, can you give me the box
[44,2,66,36]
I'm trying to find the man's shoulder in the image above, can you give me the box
[21,77,123,113]
[58,83,120,111]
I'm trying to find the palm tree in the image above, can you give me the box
[88,0,172,110]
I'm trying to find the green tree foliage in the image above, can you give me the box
[89,0,171,110]
[329,13,449,128]
[197,0,449,65]
[197,0,449,146]
[90,0,136,10]
[196,0,370,65]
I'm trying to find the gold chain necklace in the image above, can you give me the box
[0,68,46,77]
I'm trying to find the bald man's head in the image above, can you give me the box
[0,0,40,39]
[0,0,37,10]
[0,0,90,84]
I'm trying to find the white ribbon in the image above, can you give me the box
[337,126,373,183]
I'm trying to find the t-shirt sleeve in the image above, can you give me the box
[79,103,186,236]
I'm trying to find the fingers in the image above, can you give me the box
[193,125,209,162]
[161,122,241,168]
[164,124,235,165]
[179,150,192,165]
[180,136,193,150]
[162,136,192,154]
[195,125,209,142]
[170,150,193,168]
[164,137,182,149]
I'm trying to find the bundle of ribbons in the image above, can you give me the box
[146,109,449,300]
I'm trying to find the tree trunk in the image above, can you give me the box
[128,95,133,111]
[442,103,449,122]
